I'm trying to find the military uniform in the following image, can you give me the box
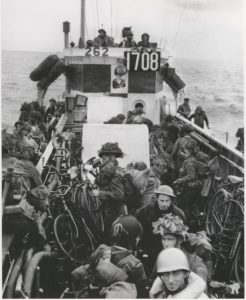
[96,161,125,237]
[135,200,185,273]
[93,35,115,47]
[177,156,203,231]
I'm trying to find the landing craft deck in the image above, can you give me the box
[2,0,244,298]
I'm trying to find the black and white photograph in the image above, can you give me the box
[1,0,244,298]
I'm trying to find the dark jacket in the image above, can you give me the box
[189,111,209,128]
[179,157,203,189]
[177,103,191,118]
[118,39,137,48]
[137,41,151,48]
[96,162,125,228]
[135,200,186,253]
[93,35,115,47]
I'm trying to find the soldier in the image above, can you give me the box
[45,98,56,122]
[174,139,203,231]
[151,214,209,283]
[137,33,151,48]
[189,106,210,129]
[72,215,146,298]
[118,31,137,48]
[93,28,115,47]
[95,143,125,240]
[135,185,185,275]
[149,248,207,298]
[171,123,194,179]
[177,98,191,119]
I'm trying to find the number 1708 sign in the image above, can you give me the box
[124,51,160,71]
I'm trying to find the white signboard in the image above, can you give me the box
[87,96,124,123]
[82,124,150,168]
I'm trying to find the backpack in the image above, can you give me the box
[116,254,147,284]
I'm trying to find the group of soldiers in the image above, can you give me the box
[86,28,154,49]
[177,98,210,129]
[2,95,218,298]
[69,107,217,297]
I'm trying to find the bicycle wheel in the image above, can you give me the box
[233,237,244,288]
[206,189,230,236]
[54,214,94,264]
[74,186,104,234]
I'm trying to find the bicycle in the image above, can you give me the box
[206,175,244,238]
[205,175,244,287]
[49,185,98,265]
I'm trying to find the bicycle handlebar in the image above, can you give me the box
[50,185,71,197]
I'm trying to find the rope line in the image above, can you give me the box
[111,0,113,36]
[172,0,188,52]
[96,0,99,29]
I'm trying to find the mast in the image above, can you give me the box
[80,0,86,47]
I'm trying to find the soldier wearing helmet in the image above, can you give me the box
[151,214,208,283]
[174,138,204,231]
[93,28,115,47]
[171,123,195,179]
[137,33,151,48]
[72,215,147,297]
[189,106,210,129]
[111,215,143,251]
[118,31,137,48]
[135,185,185,273]
[150,248,207,298]
[95,143,125,241]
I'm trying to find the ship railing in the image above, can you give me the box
[161,100,243,156]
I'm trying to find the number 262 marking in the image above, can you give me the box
[85,46,108,56]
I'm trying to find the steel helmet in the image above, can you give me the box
[156,248,190,274]
[154,185,175,198]
[111,215,143,241]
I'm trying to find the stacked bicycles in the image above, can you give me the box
[205,175,244,290]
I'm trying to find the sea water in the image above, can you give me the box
[1,50,244,148]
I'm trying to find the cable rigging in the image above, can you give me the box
[96,0,100,29]
[172,0,188,53]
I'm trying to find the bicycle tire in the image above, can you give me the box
[233,238,244,288]
[208,199,244,240]
[74,185,104,234]
[54,214,94,264]
[206,189,230,236]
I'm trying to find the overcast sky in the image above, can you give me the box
[1,0,244,61]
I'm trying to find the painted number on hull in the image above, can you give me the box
[85,46,108,56]
[125,51,160,71]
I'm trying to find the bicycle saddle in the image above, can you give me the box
[227,175,243,184]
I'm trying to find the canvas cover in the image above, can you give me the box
[82,124,150,168]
